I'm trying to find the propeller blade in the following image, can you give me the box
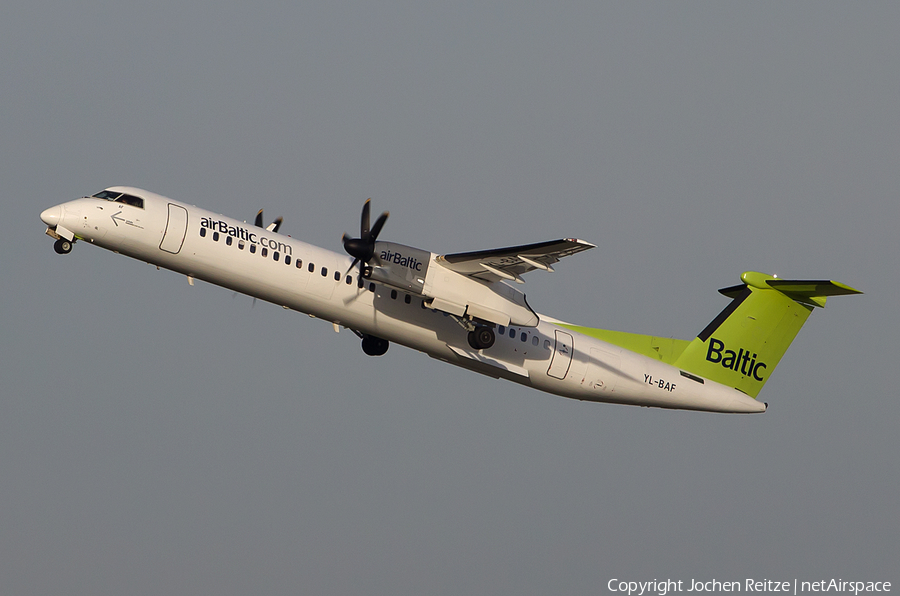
[368,211,389,241]
[255,209,264,228]
[343,288,364,305]
[344,258,360,277]
[360,199,371,237]
[267,216,283,233]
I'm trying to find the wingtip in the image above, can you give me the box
[566,238,597,249]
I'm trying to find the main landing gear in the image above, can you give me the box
[53,238,73,254]
[361,334,389,356]
[467,326,495,351]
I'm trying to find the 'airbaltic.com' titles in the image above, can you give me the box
[200,217,292,254]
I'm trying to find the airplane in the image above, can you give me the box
[40,187,862,413]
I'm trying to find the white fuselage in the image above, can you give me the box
[41,189,766,413]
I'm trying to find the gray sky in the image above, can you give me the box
[1,2,897,594]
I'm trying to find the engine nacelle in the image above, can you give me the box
[368,242,430,294]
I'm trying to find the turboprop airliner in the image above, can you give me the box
[40,187,861,413]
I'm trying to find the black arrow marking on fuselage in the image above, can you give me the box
[111,211,125,227]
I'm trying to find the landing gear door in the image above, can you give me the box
[547,330,574,380]
[160,204,188,254]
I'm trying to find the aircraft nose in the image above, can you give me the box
[41,205,62,227]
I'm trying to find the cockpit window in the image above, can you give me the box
[118,194,144,208]
[92,190,144,209]
[92,190,121,201]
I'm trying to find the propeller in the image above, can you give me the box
[342,199,389,279]
[255,209,283,233]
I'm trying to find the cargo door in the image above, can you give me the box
[582,347,620,392]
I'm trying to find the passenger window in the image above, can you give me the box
[226,236,233,246]
[404,294,411,304]
[285,255,291,265]
[543,339,551,350]
[200,228,206,237]
[250,244,257,254]
[498,325,505,335]
[238,241,244,250]
[308,262,315,273]
[261,247,268,257]
[334,271,341,281]
[296,259,303,269]
[274,251,280,261]
[391,290,397,300]
[532,336,539,346]
[321,267,327,277]
[346,276,352,285]
[521,332,527,342]
[213,232,219,241]
[509,328,516,338]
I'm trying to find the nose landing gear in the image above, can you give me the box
[53,238,73,254]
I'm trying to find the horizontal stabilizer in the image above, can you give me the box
[719,272,862,307]
[766,279,862,297]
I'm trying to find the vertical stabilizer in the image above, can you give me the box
[673,272,861,398]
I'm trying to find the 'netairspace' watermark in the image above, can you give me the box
[607,580,892,596]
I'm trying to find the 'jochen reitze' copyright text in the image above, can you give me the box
[607,580,891,596]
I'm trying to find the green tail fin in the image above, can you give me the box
[673,272,862,398]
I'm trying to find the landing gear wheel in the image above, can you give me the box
[467,326,495,350]
[361,334,389,356]
[53,238,72,254]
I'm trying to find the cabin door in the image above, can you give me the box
[159,204,189,254]
[547,330,574,380]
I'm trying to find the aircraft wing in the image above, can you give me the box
[435,238,595,283]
